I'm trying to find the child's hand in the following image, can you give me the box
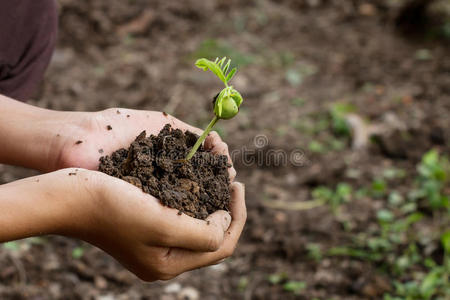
[0,169,246,281]
[52,108,236,181]
[0,97,236,181]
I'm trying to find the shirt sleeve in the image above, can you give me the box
[0,0,58,101]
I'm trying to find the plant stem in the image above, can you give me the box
[186,116,219,160]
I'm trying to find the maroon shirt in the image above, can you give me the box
[0,0,58,101]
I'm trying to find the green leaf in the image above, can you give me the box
[223,59,231,74]
[285,69,303,86]
[420,268,443,299]
[3,241,19,251]
[388,191,404,206]
[423,149,439,166]
[336,183,352,202]
[312,186,333,201]
[226,68,237,82]
[442,231,450,253]
[231,89,243,107]
[308,140,325,153]
[72,247,84,259]
[283,281,307,294]
[238,276,249,291]
[195,58,227,85]
[372,178,387,197]
[268,273,288,284]
[377,209,394,223]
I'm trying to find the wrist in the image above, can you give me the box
[0,95,71,171]
[0,168,96,242]
[51,169,105,239]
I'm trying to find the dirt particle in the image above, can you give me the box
[228,231,231,235]
[75,140,83,145]
[98,124,230,220]
[36,179,40,183]
[56,134,60,137]
[163,111,168,117]
[127,115,130,118]
[116,110,121,114]
[99,149,104,154]
[178,211,183,216]
[84,178,88,181]
[206,221,210,225]
[69,173,77,176]
[107,125,112,130]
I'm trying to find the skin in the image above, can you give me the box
[0,95,245,281]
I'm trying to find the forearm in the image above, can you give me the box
[0,174,69,242]
[0,95,71,171]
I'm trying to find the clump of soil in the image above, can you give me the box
[98,124,231,219]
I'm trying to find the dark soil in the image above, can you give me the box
[98,124,231,219]
[1,0,449,299]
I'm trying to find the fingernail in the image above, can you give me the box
[232,182,245,192]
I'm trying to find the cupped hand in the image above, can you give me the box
[66,169,246,281]
[51,108,236,180]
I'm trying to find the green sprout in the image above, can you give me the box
[185,57,243,160]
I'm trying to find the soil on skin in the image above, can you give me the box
[1,0,449,299]
[98,124,231,219]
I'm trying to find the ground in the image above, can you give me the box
[1,0,449,299]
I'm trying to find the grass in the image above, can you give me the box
[267,272,307,295]
[309,150,450,300]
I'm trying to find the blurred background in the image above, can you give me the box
[1,0,449,299]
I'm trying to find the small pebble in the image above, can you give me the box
[209,262,228,273]
[164,282,182,294]
[107,125,112,130]
[94,275,108,289]
[97,295,115,300]
[177,287,199,300]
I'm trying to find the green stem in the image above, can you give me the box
[186,116,219,160]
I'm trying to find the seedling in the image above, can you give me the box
[185,57,243,160]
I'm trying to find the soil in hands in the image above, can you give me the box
[98,124,231,219]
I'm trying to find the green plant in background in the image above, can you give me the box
[185,57,243,160]
[312,183,352,213]
[283,281,307,295]
[329,102,355,137]
[372,178,388,198]
[413,149,449,210]
[268,273,307,296]
[318,150,450,300]
[72,246,84,259]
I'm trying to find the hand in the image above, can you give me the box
[0,168,246,281]
[51,108,236,180]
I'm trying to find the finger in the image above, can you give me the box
[152,208,231,252]
[206,133,236,181]
[204,131,222,150]
[163,182,246,275]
